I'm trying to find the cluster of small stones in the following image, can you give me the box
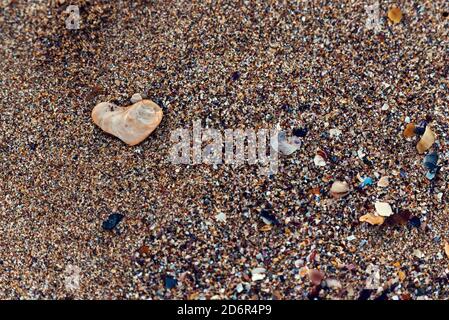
[0,0,448,299]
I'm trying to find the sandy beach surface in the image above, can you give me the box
[0,0,448,299]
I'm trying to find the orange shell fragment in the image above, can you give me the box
[359,213,385,225]
[403,123,416,138]
[388,7,402,23]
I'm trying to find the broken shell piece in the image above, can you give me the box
[357,148,366,159]
[375,202,393,217]
[413,249,424,259]
[377,176,390,188]
[423,151,438,171]
[388,7,402,23]
[424,152,439,178]
[271,131,301,155]
[251,267,266,281]
[329,128,342,138]
[313,154,327,167]
[130,93,143,104]
[325,278,342,290]
[330,181,350,198]
[416,126,435,154]
[215,212,226,222]
[359,213,385,226]
[308,269,324,286]
[426,170,438,180]
[359,177,373,188]
[92,99,163,146]
[445,242,449,259]
[403,123,416,138]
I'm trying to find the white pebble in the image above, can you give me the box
[130,93,143,103]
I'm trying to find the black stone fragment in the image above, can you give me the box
[202,196,211,206]
[414,121,427,135]
[292,127,308,138]
[297,103,310,112]
[362,157,373,166]
[358,289,373,300]
[164,275,178,289]
[102,213,124,231]
[260,209,280,225]
[231,71,240,81]
[409,216,421,228]
[414,127,425,135]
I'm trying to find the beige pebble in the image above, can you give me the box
[131,93,143,104]
[377,176,390,187]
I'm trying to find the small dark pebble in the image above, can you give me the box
[297,103,310,112]
[231,71,240,81]
[374,291,389,301]
[102,213,124,231]
[358,289,373,300]
[164,275,178,289]
[414,121,427,135]
[28,143,37,151]
[307,285,321,300]
[362,157,373,166]
[354,95,364,104]
[260,209,280,225]
[330,155,339,163]
[292,127,308,138]
[282,104,292,113]
[409,216,421,228]
[419,120,428,128]
[202,197,211,206]
[414,127,426,135]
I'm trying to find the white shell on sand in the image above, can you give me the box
[330,181,350,198]
[251,267,266,281]
[215,212,226,222]
[374,201,393,217]
[92,99,163,146]
[271,132,301,155]
[314,154,327,167]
